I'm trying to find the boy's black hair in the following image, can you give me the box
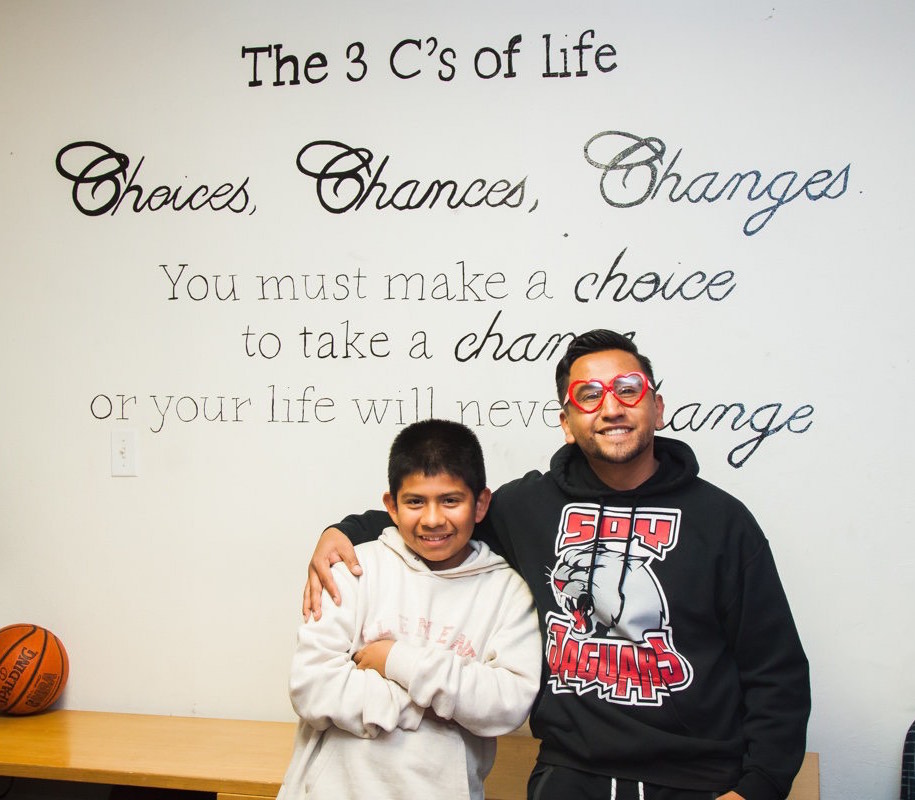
[387,419,486,500]
[554,329,656,403]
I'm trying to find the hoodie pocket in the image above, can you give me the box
[305,720,472,800]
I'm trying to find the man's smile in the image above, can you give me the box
[596,426,633,437]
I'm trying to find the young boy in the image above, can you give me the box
[276,419,541,800]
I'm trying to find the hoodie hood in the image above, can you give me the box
[379,526,510,578]
[548,435,699,500]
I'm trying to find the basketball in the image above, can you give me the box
[0,624,69,715]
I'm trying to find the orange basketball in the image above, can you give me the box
[0,624,69,715]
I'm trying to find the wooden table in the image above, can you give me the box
[0,710,294,799]
[0,709,817,800]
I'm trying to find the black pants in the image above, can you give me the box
[528,763,721,800]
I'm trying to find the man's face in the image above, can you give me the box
[559,349,665,484]
[383,472,491,571]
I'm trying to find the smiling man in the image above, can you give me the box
[559,347,664,489]
[305,330,810,800]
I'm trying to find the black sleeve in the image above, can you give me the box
[725,539,810,800]
[332,509,391,544]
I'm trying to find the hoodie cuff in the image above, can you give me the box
[734,770,781,800]
[384,641,417,689]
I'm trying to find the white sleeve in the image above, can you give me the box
[383,573,542,737]
[288,563,424,738]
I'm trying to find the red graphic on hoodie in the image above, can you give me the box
[546,504,693,706]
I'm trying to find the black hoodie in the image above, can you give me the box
[337,436,809,800]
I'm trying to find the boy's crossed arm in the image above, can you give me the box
[290,562,423,739]
[353,574,542,739]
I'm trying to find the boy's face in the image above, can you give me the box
[383,472,491,571]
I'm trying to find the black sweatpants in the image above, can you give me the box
[528,763,722,800]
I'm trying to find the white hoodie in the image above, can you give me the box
[277,528,541,800]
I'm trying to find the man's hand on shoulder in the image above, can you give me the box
[302,527,362,621]
[716,792,745,800]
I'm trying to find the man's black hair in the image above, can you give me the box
[387,419,486,500]
[554,329,656,402]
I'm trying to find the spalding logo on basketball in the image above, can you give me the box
[0,623,69,715]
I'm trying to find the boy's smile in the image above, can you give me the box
[383,472,491,571]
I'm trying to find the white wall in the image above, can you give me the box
[1,1,913,797]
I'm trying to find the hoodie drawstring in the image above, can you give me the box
[611,503,639,628]
[609,778,645,800]
[609,778,646,800]
[579,512,603,625]
[588,500,638,630]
